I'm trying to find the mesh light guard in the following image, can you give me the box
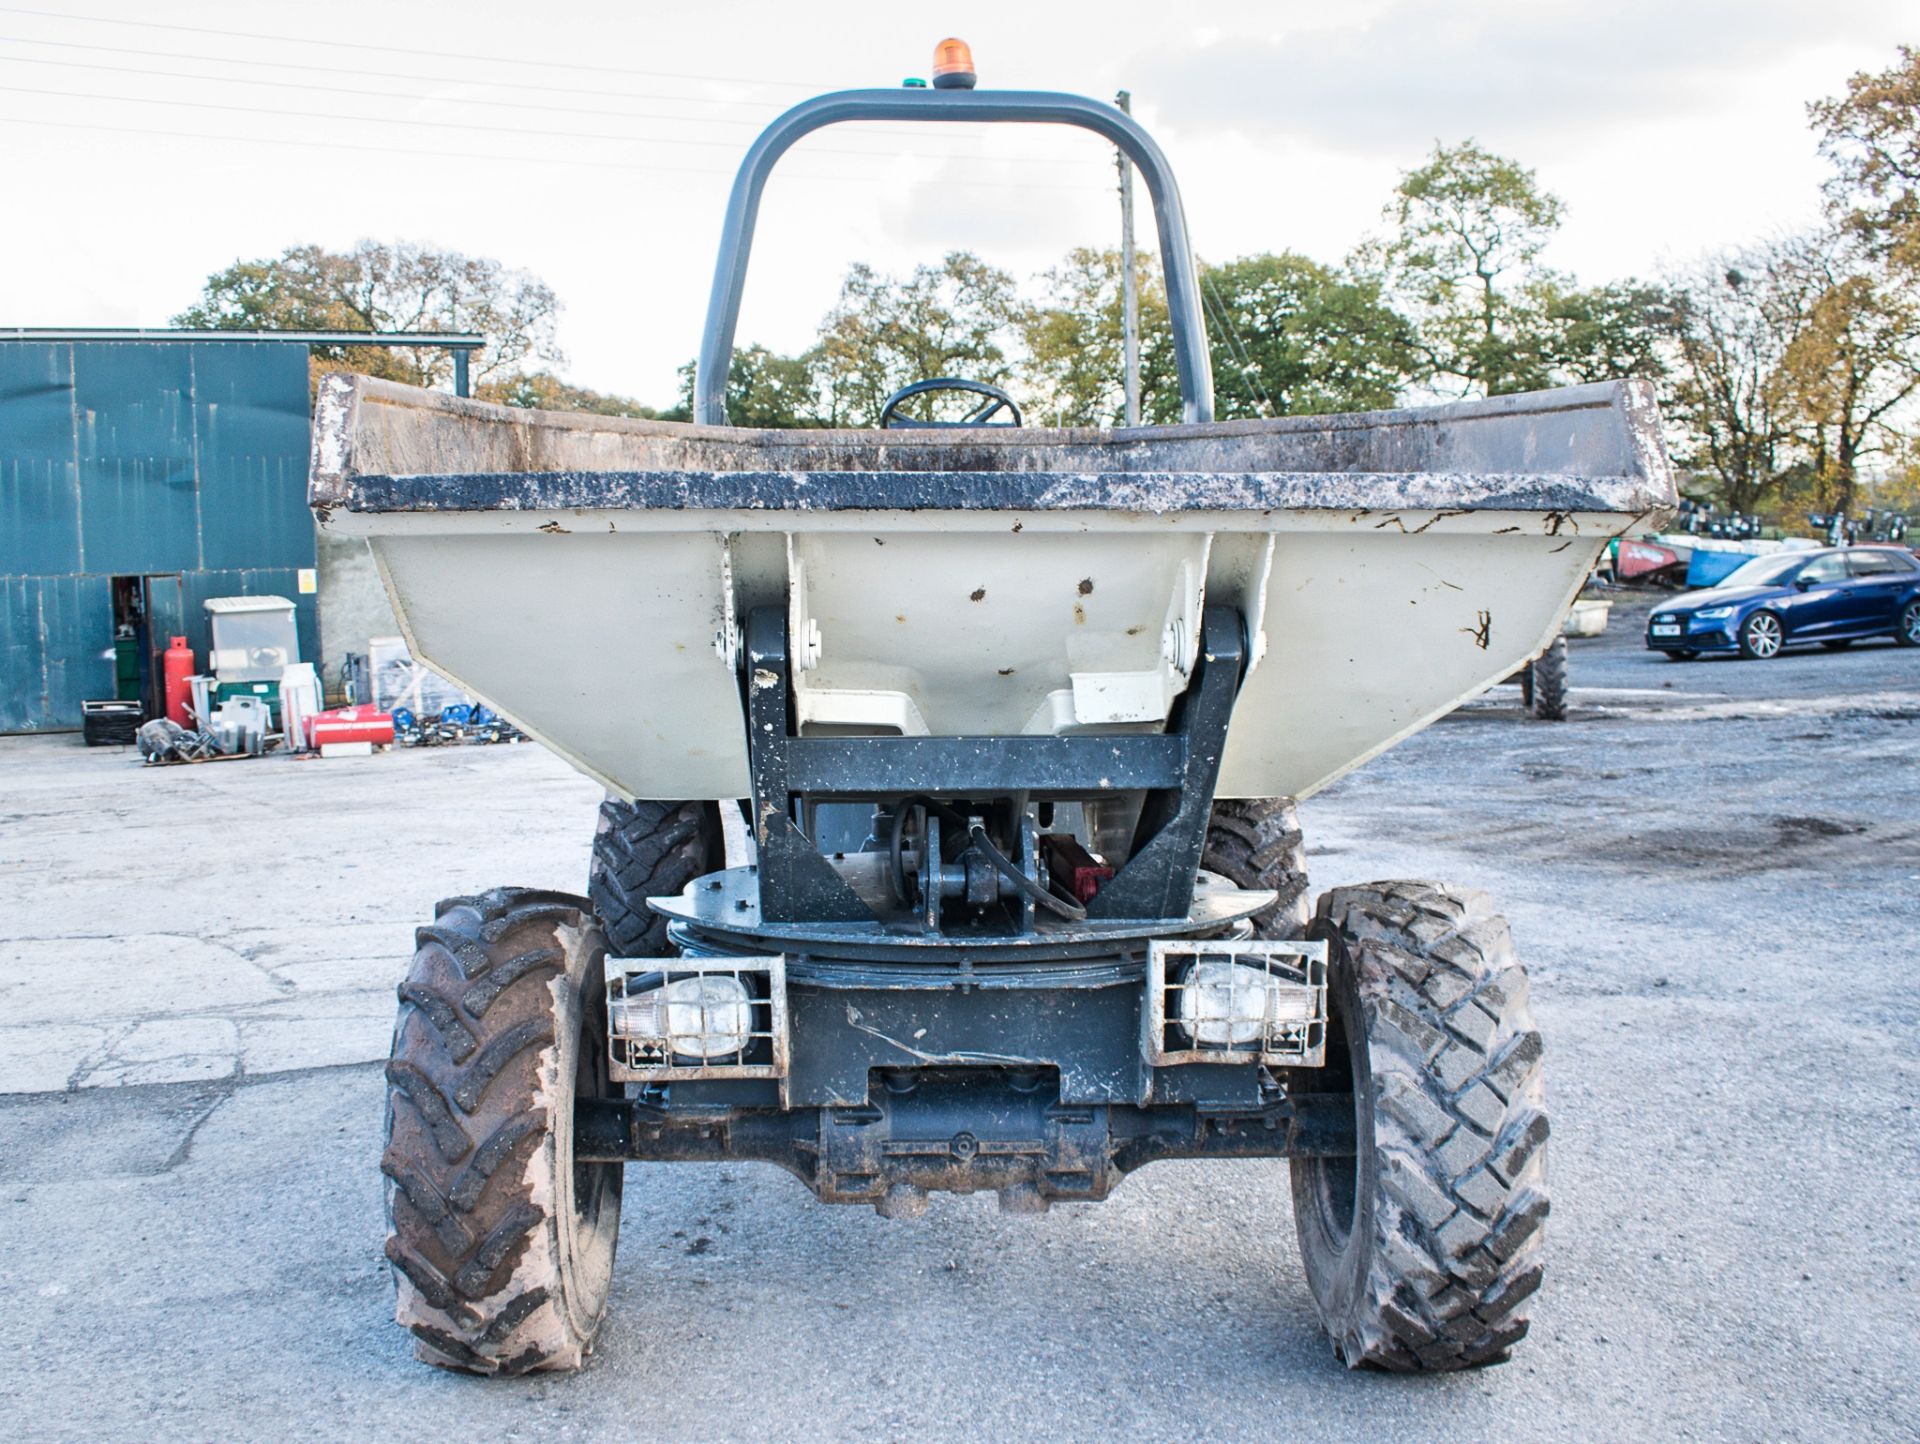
[605,954,789,1102]
[1146,939,1328,1067]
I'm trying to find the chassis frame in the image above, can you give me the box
[578,602,1354,1213]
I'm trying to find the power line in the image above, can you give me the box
[0,30,791,106]
[1197,262,1276,417]
[0,80,1108,175]
[0,49,784,125]
[0,114,1110,193]
[0,52,1101,167]
[0,5,824,88]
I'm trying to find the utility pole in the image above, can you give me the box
[1115,89,1141,428]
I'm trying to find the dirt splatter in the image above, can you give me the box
[970,588,986,602]
[1077,578,1094,595]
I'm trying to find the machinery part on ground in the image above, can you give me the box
[135,716,220,762]
[81,698,142,747]
[1292,882,1548,1371]
[1899,599,1920,647]
[383,889,622,1375]
[878,377,1023,429]
[209,695,271,755]
[1738,610,1784,660]
[1525,637,1569,721]
[589,798,726,957]
[136,717,185,760]
[1202,798,1309,939]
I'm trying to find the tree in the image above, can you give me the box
[480,370,661,420]
[1198,252,1417,418]
[1810,46,1920,269]
[1658,244,1810,515]
[1522,277,1671,387]
[174,239,562,390]
[669,343,823,428]
[1021,246,1178,425]
[1775,232,1920,516]
[1373,140,1565,397]
[809,252,1026,425]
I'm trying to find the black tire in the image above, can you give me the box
[1895,599,1920,647]
[1203,797,1309,939]
[383,889,622,1374]
[1527,637,1568,721]
[589,798,726,957]
[1737,610,1785,660]
[1291,882,1548,1371]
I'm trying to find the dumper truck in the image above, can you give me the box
[313,44,1675,1377]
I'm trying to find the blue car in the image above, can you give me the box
[1646,545,1920,660]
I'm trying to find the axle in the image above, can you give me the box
[575,1071,1356,1215]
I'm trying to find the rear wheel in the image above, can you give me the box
[1291,882,1548,1371]
[383,889,621,1374]
[1738,611,1784,660]
[589,799,726,956]
[1526,638,1568,721]
[1897,600,1920,648]
[1203,798,1309,938]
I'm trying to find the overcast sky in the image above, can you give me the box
[0,1,1911,406]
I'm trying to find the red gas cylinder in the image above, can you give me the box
[163,635,195,726]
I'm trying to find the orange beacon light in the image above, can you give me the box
[931,38,977,90]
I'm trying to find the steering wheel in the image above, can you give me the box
[878,377,1023,429]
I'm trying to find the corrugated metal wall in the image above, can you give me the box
[0,341,317,732]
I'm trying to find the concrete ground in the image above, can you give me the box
[1,592,1916,1441]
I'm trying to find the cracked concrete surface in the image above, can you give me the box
[0,735,600,1095]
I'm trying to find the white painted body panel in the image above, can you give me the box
[313,377,1674,803]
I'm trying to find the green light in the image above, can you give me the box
[903,77,928,88]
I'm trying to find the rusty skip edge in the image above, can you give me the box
[316,467,1663,518]
[307,372,1679,520]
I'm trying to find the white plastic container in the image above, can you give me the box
[279,662,323,751]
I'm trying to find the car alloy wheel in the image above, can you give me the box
[1740,612,1783,659]
[1900,600,1920,647]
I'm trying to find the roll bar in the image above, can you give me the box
[695,88,1215,426]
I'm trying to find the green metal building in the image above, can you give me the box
[0,329,479,733]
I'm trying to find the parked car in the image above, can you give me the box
[1645,545,1920,659]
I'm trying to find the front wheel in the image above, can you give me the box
[1897,600,1920,648]
[1291,882,1549,1371]
[1737,611,1784,660]
[383,890,622,1374]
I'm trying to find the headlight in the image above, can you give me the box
[611,974,752,1061]
[1695,605,1735,620]
[1176,960,1316,1048]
